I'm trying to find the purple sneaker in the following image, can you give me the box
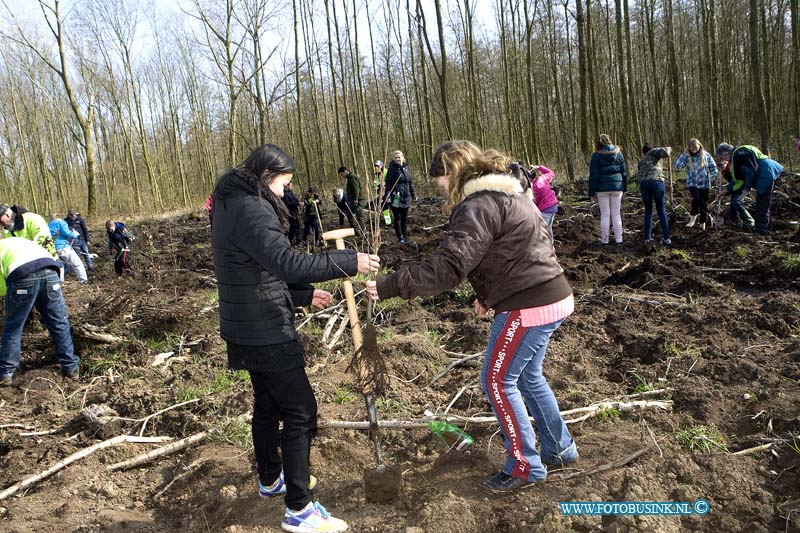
[281,501,348,532]
[259,471,317,497]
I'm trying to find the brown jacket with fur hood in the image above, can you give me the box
[376,173,572,311]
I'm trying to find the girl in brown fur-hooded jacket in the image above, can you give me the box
[366,140,578,493]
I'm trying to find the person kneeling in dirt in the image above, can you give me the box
[715,143,783,235]
[211,143,379,533]
[106,220,134,275]
[638,144,672,245]
[0,237,80,387]
[366,140,578,493]
[48,213,88,284]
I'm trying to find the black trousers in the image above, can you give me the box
[688,187,710,223]
[288,215,301,244]
[249,367,317,511]
[391,206,409,241]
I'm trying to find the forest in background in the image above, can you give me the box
[0,0,797,219]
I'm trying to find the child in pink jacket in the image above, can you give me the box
[531,165,558,242]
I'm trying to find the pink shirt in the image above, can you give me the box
[532,166,558,212]
[519,293,574,328]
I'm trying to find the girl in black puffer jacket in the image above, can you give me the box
[382,150,417,244]
[211,144,379,532]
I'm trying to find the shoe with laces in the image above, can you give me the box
[0,374,12,387]
[542,452,579,469]
[281,501,348,532]
[260,471,318,497]
[483,471,541,493]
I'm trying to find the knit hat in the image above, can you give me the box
[715,143,734,158]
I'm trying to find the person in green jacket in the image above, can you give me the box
[0,204,57,258]
[0,237,80,386]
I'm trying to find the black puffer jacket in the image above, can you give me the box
[211,171,358,346]
[383,161,416,208]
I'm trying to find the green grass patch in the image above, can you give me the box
[377,329,394,342]
[212,416,252,449]
[176,370,250,402]
[146,331,183,353]
[453,282,474,304]
[773,250,800,272]
[732,244,749,259]
[671,249,692,261]
[377,297,406,312]
[675,424,727,453]
[199,289,219,305]
[331,387,355,404]
[375,396,409,416]
[787,433,800,456]
[423,328,445,348]
[628,371,655,393]
[662,339,701,359]
[596,406,620,421]
[83,352,124,376]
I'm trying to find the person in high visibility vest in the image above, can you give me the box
[0,237,80,386]
[715,143,783,235]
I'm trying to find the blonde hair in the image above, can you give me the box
[595,134,614,151]
[392,150,405,163]
[687,138,707,170]
[429,140,514,214]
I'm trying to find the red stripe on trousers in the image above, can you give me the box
[486,310,530,479]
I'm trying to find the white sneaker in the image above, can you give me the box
[281,501,348,533]
[686,215,697,228]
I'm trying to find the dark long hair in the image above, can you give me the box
[212,144,296,227]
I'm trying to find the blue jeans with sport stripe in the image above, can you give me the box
[480,310,576,481]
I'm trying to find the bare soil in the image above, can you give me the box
[1,179,799,532]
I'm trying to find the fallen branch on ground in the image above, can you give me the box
[731,442,773,456]
[319,400,673,429]
[0,435,170,501]
[548,444,654,482]
[424,352,483,389]
[107,432,208,471]
[73,324,124,344]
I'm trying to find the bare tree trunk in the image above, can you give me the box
[576,0,591,153]
[615,0,630,150]
[750,0,770,151]
[324,0,345,165]
[292,0,311,176]
[664,0,682,142]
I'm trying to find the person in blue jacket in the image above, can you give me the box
[715,143,784,235]
[48,213,88,283]
[588,134,627,245]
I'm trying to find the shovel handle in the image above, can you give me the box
[322,228,371,392]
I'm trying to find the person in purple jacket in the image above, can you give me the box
[530,165,558,242]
